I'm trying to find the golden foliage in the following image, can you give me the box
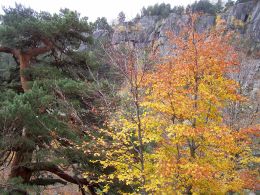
[96,14,259,194]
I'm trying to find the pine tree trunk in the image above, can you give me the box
[1,45,52,185]
[9,150,33,182]
[9,53,32,184]
[18,53,31,92]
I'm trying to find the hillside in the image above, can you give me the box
[0,1,259,194]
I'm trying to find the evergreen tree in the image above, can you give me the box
[190,0,217,15]
[93,17,113,33]
[236,0,253,3]
[172,5,185,15]
[0,4,107,194]
[225,0,235,8]
[141,3,172,18]
[117,11,126,23]
[215,0,223,13]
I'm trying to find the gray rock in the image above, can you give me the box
[196,15,216,33]
[225,1,260,47]
[247,1,260,42]
[111,16,158,46]
[227,1,255,23]
[110,1,260,52]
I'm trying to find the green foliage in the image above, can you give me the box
[171,5,185,15]
[92,17,113,33]
[0,82,72,148]
[0,177,40,195]
[236,0,253,3]
[0,4,116,194]
[0,3,92,50]
[0,53,18,87]
[215,0,224,13]
[190,0,219,15]
[141,3,185,18]
[225,0,235,8]
[0,61,111,191]
[141,3,178,18]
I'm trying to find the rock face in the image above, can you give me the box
[224,0,260,50]
[112,16,158,46]
[229,58,260,127]
[225,1,256,23]
[111,13,216,48]
[246,1,260,43]
[111,1,260,52]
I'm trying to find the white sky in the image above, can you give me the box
[0,0,196,22]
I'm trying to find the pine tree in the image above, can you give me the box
[0,4,106,194]
[117,11,126,24]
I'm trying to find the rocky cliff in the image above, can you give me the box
[109,0,260,127]
[111,1,260,52]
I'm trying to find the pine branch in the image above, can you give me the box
[28,178,67,186]
[27,38,53,57]
[28,162,97,195]
[0,47,15,54]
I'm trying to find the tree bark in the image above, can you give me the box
[9,150,33,182]
[18,53,31,91]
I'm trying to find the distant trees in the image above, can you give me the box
[215,0,224,13]
[140,1,226,18]
[139,0,252,18]
[117,11,126,23]
[141,3,171,18]
[190,0,220,15]
[141,3,184,18]
[92,17,113,35]
[225,0,235,8]
[172,6,185,15]
[236,0,254,3]
[93,17,110,30]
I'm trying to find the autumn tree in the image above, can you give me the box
[142,15,258,194]
[0,4,107,194]
[94,41,159,194]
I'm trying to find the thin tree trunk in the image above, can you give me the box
[185,20,199,195]
[133,85,147,195]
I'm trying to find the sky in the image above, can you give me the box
[0,0,196,22]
